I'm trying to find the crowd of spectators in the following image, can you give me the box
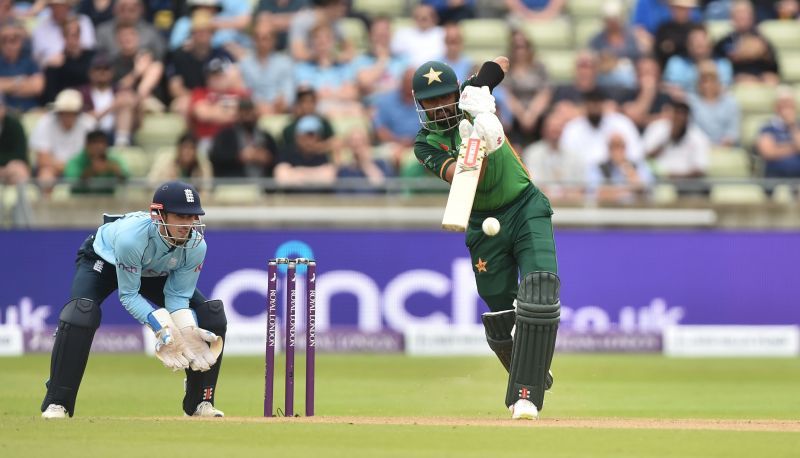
[0,0,799,204]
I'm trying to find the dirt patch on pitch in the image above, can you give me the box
[174,416,800,432]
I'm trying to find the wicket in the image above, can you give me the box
[264,257,316,417]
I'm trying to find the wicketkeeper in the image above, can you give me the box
[412,59,560,420]
[41,181,227,418]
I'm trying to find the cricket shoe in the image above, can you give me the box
[41,404,68,419]
[187,401,224,417]
[509,399,539,420]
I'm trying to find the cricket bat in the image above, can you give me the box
[441,127,486,232]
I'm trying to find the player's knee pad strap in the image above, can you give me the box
[506,272,560,410]
[59,298,101,329]
[194,300,227,335]
[482,310,515,372]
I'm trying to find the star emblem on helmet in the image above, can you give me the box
[423,67,443,85]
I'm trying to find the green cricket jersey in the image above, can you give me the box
[414,124,536,212]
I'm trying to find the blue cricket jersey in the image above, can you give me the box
[92,212,207,323]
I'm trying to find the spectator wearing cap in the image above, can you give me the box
[209,98,278,179]
[42,16,93,104]
[188,57,248,148]
[712,0,780,85]
[293,22,361,117]
[63,128,129,194]
[109,22,164,110]
[352,16,407,99]
[755,87,800,178]
[653,0,702,69]
[78,52,139,146]
[663,25,732,96]
[274,114,337,187]
[95,0,166,61]
[288,0,353,63]
[0,94,31,186]
[630,0,702,58]
[31,88,97,186]
[166,9,238,115]
[372,67,420,173]
[559,88,644,168]
[31,0,96,67]
[0,20,44,112]
[148,133,213,190]
[281,87,335,149]
[643,98,710,178]
[169,0,251,55]
[588,0,641,90]
[238,18,294,116]
[686,60,740,146]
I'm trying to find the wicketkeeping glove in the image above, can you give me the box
[147,309,190,371]
[171,308,221,372]
[458,85,496,117]
[473,112,505,153]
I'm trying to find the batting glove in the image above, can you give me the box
[171,308,221,372]
[473,112,505,153]
[147,309,190,371]
[459,85,496,117]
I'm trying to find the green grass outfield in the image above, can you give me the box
[2,354,799,457]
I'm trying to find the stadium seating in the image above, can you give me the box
[340,17,368,52]
[567,0,606,18]
[460,19,509,58]
[573,18,602,47]
[772,184,795,204]
[741,113,773,148]
[520,18,573,50]
[707,147,751,178]
[136,113,185,152]
[212,184,263,204]
[709,183,767,204]
[759,20,800,52]
[539,50,577,82]
[259,114,292,140]
[112,146,150,177]
[652,183,678,205]
[706,20,733,42]
[778,50,800,83]
[354,0,409,18]
[732,83,777,115]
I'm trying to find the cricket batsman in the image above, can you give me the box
[412,59,559,420]
[41,181,227,418]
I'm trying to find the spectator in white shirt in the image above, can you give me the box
[559,88,644,167]
[391,4,444,67]
[643,98,710,178]
[523,112,588,200]
[32,0,96,66]
[31,88,96,187]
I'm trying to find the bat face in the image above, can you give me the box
[442,130,486,232]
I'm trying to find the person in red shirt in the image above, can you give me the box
[188,58,247,151]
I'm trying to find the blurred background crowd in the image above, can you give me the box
[2,0,800,211]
